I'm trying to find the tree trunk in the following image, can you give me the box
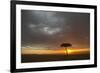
[65,48,68,56]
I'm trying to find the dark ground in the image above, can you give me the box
[21,53,90,63]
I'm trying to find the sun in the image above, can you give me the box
[67,49,72,54]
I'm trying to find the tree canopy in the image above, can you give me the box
[60,43,72,47]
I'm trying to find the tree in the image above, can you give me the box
[60,43,72,56]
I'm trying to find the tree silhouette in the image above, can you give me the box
[60,43,72,56]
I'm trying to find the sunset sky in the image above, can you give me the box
[21,10,90,55]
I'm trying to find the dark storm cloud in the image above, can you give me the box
[21,10,90,49]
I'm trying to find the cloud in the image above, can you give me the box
[42,26,61,35]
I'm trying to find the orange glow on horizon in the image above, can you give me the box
[21,48,90,55]
[67,48,90,54]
